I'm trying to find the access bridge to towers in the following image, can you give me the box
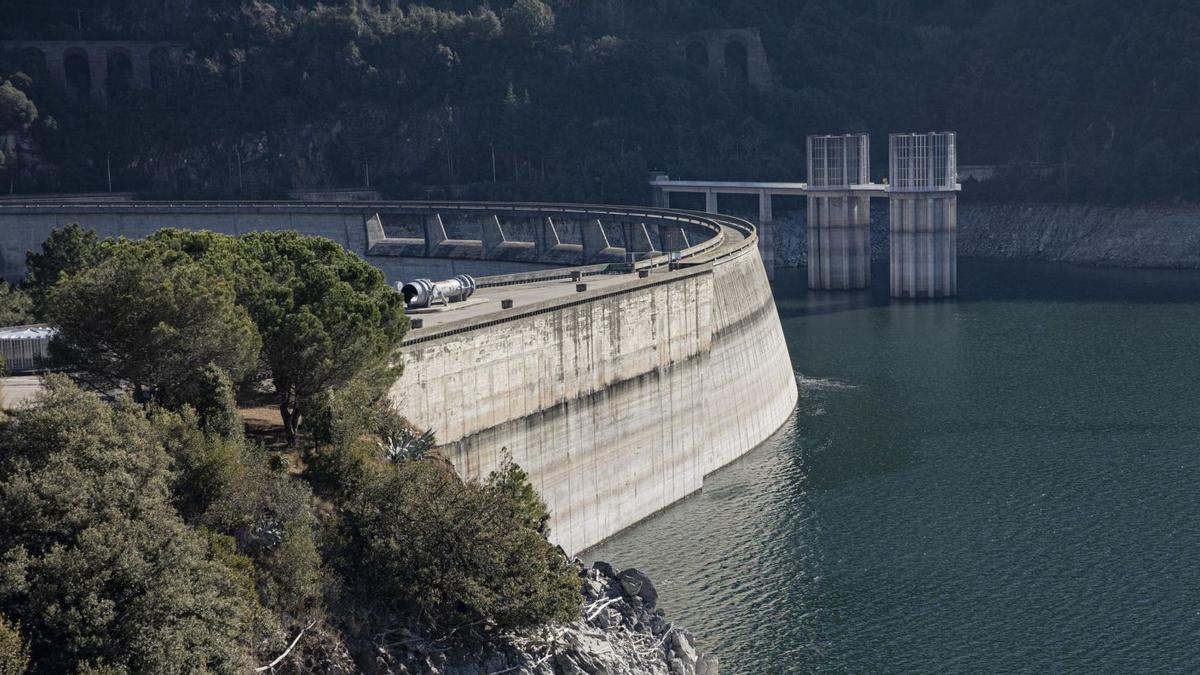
[650,131,962,298]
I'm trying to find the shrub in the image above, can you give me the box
[152,405,246,523]
[488,456,552,536]
[339,458,580,633]
[0,613,29,675]
[191,363,241,438]
[153,407,324,619]
[0,377,269,673]
[0,284,33,329]
[305,438,384,499]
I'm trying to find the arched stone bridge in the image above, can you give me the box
[676,28,773,91]
[1,40,183,106]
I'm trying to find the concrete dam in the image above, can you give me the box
[0,200,799,555]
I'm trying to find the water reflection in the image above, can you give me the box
[586,260,1200,672]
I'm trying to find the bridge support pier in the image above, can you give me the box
[757,190,775,281]
[651,187,670,209]
[888,193,956,298]
[806,193,871,290]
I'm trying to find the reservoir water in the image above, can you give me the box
[585,261,1200,673]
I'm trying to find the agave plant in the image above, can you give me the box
[380,427,437,463]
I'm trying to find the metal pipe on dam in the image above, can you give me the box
[0,199,799,555]
[400,275,477,308]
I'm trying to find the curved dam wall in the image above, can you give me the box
[0,199,798,556]
[393,223,797,555]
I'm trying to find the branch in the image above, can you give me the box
[255,620,316,673]
[585,596,622,622]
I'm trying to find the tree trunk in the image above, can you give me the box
[276,382,300,447]
[279,399,302,447]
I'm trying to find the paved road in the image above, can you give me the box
[2,376,43,409]
[408,270,671,330]
[407,223,748,333]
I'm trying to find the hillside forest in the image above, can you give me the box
[1,1,1199,204]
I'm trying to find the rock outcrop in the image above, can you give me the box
[365,562,717,675]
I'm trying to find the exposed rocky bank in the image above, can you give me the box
[957,203,1200,268]
[771,202,1200,269]
[366,563,717,675]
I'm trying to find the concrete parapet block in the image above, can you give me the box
[539,217,584,264]
[364,212,424,256]
[583,219,624,262]
[482,215,507,253]
[582,218,611,255]
[424,213,449,255]
[658,224,691,252]
[422,212,486,259]
[365,213,386,249]
[627,222,659,256]
[540,217,562,253]
[482,215,538,260]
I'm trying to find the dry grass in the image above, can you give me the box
[241,404,290,451]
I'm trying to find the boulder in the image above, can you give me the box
[671,630,698,666]
[592,561,618,579]
[668,657,693,675]
[556,653,587,675]
[617,568,658,609]
[696,654,719,675]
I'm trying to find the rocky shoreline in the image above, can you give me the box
[770,201,1200,270]
[369,563,717,675]
[956,203,1200,268]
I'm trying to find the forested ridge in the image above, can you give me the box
[1,1,1198,203]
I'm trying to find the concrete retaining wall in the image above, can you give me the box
[392,242,797,555]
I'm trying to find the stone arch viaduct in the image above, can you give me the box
[1,41,182,106]
[0,200,799,555]
[677,28,772,91]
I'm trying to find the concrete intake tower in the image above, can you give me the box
[650,129,963,299]
[806,134,874,290]
[888,132,959,298]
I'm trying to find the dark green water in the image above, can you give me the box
[585,261,1200,673]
